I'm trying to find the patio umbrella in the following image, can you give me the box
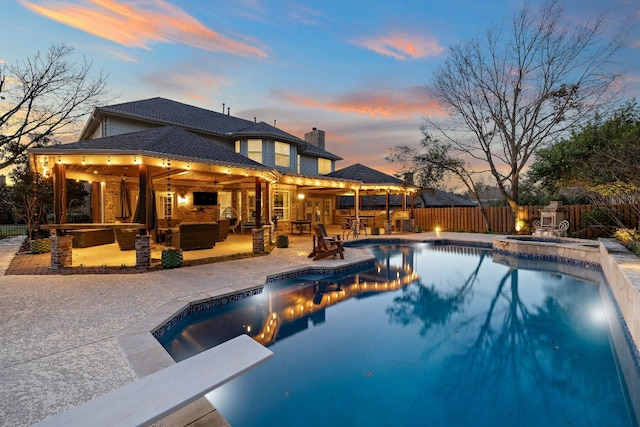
[133,171,158,234]
[118,178,132,220]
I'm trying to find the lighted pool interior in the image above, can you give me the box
[159,243,639,426]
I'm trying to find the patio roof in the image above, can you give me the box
[29,125,277,183]
[324,163,416,193]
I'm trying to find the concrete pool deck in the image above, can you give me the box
[1,231,637,426]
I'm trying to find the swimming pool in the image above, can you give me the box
[160,243,639,426]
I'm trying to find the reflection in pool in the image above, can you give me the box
[160,243,639,427]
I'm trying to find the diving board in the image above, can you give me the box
[35,335,273,427]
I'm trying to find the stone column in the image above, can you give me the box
[135,234,151,269]
[262,225,272,245]
[252,228,265,254]
[50,235,73,268]
[384,220,393,235]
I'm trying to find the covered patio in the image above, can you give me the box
[28,127,417,270]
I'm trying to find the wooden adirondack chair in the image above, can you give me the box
[310,226,345,261]
[316,224,340,243]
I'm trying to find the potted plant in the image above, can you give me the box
[276,234,289,248]
[161,247,183,268]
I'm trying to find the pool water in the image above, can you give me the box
[161,243,639,427]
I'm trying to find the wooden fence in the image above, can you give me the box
[413,204,640,238]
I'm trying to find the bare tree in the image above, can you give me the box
[387,128,493,231]
[0,44,109,170]
[426,0,624,218]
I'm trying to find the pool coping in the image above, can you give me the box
[117,234,640,426]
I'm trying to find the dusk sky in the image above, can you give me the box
[2,0,640,177]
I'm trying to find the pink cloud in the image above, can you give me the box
[20,0,268,57]
[108,50,138,62]
[143,68,227,97]
[273,87,446,119]
[353,32,445,60]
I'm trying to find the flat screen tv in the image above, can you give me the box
[193,191,218,206]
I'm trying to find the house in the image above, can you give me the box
[28,97,417,236]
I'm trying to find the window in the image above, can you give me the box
[247,190,256,221]
[275,141,290,167]
[318,158,331,174]
[274,190,290,221]
[235,140,240,153]
[155,191,174,219]
[248,139,262,163]
[297,154,301,174]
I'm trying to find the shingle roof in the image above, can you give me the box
[325,163,406,185]
[48,125,270,169]
[96,97,306,144]
[299,142,342,161]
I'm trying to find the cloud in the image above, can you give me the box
[20,0,268,57]
[288,4,325,26]
[353,31,445,60]
[108,50,138,62]
[142,68,227,101]
[273,86,445,119]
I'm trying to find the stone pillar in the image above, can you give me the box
[252,228,265,254]
[135,234,151,269]
[50,235,73,269]
[262,225,272,245]
[384,220,393,235]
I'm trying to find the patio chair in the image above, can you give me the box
[221,206,240,233]
[316,224,340,243]
[310,226,344,261]
[229,218,240,234]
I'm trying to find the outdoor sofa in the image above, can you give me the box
[173,222,219,250]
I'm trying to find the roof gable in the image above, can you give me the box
[326,163,406,185]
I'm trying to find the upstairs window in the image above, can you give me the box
[275,141,290,168]
[248,139,262,163]
[318,158,332,174]
[235,140,240,153]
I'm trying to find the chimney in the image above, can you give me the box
[304,127,325,150]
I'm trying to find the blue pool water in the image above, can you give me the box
[161,243,639,426]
